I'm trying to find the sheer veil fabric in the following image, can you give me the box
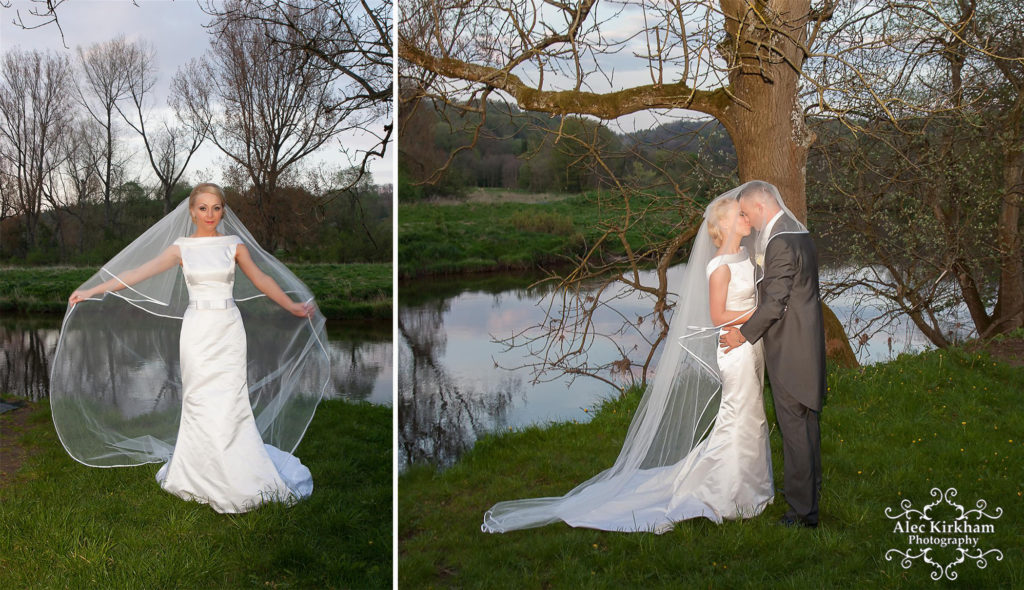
[49,198,330,468]
[481,181,791,534]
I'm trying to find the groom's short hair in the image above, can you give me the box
[737,181,774,204]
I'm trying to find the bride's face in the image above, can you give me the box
[720,201,751,239]
[191,194,224,231]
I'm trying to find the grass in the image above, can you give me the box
[399,345,1024,588]
[0,263,391,321]
[398,192,681,278]
[0,398,392,589]
[291,263,392,321]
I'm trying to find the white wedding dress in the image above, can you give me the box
[154,235,313,513]
[548,255,773,533]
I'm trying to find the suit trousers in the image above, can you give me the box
[770,379,822,524]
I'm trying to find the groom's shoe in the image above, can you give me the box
[777,516,817,529]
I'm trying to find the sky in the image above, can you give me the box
[0,0,394,189]
[400,1,717,136]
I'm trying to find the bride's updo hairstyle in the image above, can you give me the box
[706,197,736,247]
[189,183,226,207]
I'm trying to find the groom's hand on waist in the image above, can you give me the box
[719,326,746,353]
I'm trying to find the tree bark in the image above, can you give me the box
[988,141,1024,335]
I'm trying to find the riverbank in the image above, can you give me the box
[0,397,392,588]
[0,263,391,320]
[399,191,681,278]
[399,342,1023,588]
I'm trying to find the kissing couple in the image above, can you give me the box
[482,180,827,534]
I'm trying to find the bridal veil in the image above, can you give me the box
[50,198,331,467]
[481,180,796,533]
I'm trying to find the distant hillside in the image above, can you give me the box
[399,99,737,200]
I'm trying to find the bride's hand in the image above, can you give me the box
[69,289,93,306]
[287,300,315,318]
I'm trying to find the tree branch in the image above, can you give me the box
[399,37,732,120]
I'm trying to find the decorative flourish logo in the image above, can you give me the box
[884,487,1003,581]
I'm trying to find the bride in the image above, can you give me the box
[482,183,776,533]
[52,183,330,513]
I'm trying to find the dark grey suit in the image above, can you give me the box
[739,215,826,525]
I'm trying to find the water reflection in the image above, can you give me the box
[0,317,57,400]
[398,296,522,467]
[0,315,392,406]
[398,273,660,470]
[399,266,974,469]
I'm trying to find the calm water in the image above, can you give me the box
[0,315,392,406]
[398,266,973,468]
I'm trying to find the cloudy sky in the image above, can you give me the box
[0,0,394,188]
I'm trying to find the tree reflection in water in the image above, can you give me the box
[0,316,390,406]
[398,299,522,469]
[0,317,60,401]
[327,339,391,404]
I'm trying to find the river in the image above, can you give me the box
[398,265,973,469]
[0,314,392,406]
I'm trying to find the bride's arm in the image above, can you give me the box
[69,246,181,306]
[235,244,314,318]
[708,266,755,327]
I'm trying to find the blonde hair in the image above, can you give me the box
[706,198,736,247]
[188,183,226,207]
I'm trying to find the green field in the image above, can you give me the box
[0,398,392,589]
[398,192,686,278]
[399,344,1024,588]
[0,263,392,321]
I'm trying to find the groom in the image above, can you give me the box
[720,182,826,529]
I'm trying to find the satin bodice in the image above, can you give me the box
[174,235,242,302]
[706,248,756,312]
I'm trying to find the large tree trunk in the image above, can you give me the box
[721,0,813,219]
[720,0,856,365]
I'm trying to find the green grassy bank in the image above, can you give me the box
[0,398,392,589]
[0,263,392,321]
[399,192,681,278]
[399,345,1023,588]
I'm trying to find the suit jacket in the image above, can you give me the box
[739,216,827,411]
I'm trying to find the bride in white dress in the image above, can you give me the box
[482,188,773,533]
[56,184,328,513]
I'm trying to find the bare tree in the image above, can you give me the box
[53,119,105,254]
[400,0,838,216]
[175,1,353,248]
[201,0,393,198]
[399,1,888,387]
[0,49,72,249]
[116,40,208,214]
[75,36,137,228]
[399,0,1024,388]
[810,0,1024,343]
